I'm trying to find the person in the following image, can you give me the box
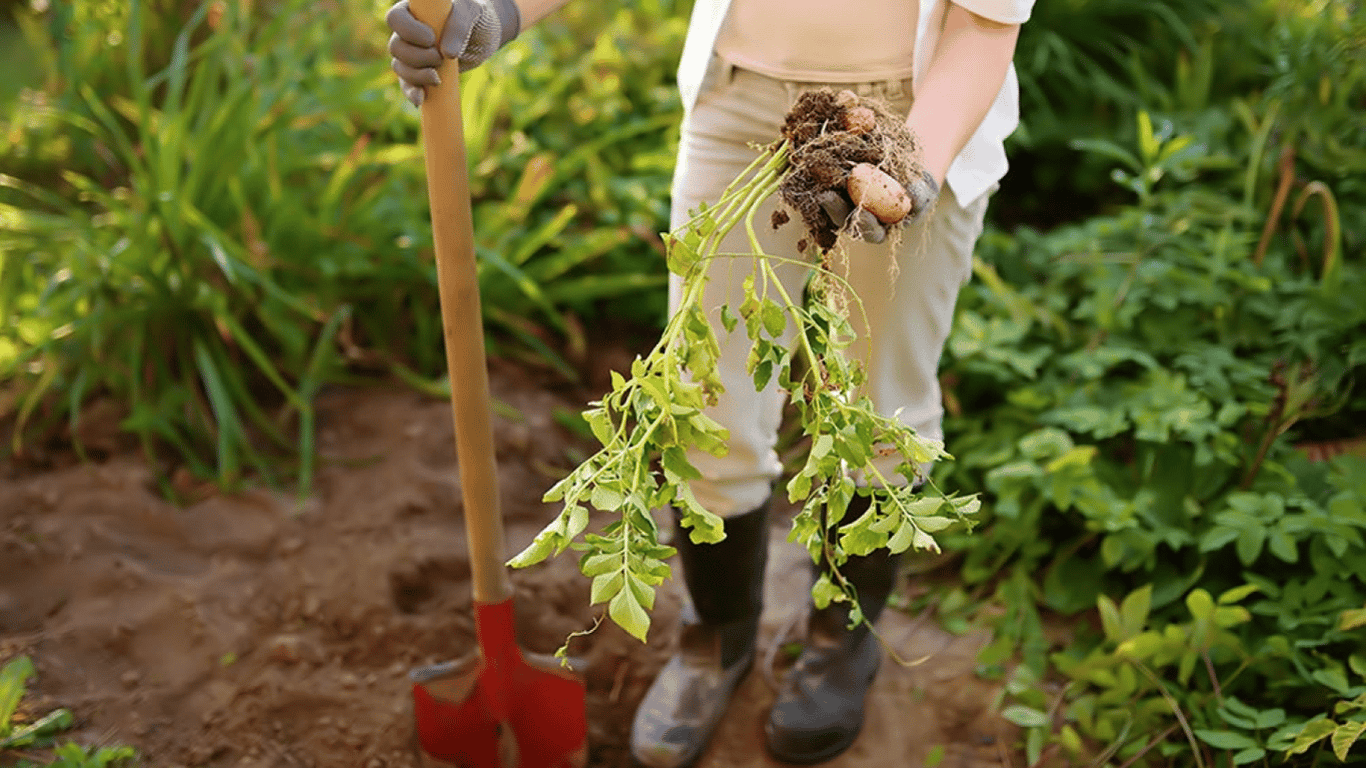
[386,0,1032,765]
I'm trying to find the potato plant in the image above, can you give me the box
[508,92,980,643]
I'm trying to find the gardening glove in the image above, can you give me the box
[386,0,521,107]
[902,168,940,225]
[817,189,889,245]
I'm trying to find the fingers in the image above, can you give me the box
[816,189,851,227]
[386,0,436,46]
[903,170,941,225]
[391,57,440,88]
[402,81,426,108]
[389,33,443,69]
[818,189,888,243]
[851,209,888,244]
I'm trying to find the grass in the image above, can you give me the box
[1,0,685,494]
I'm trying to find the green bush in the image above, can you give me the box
[938,34,1365,763]
[1,0,685,490]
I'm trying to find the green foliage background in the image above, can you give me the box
[1,0,1364,764]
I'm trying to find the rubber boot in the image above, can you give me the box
[765,495,901,764]
[630,502,771,768]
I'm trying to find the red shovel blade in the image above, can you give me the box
[412,599,588,768]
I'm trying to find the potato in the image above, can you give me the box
[846,163,911,224]
[842,106,876,134]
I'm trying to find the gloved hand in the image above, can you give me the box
[386,0,521,106]
[818,169,940,244]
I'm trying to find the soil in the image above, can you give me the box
[1,353,1017,768]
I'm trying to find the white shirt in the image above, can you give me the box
[676,0,1034,207]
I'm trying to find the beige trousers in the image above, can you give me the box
[670,58,992,518]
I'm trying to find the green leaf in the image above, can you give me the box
[565,504,590,542]
[1137,110,1159,164]
[0,707,74,749]
[1213,605,1251,628]
[507,532,557,569]
[1235,526,1266,565]
[580,552,619,578]
[1256,708,1286,729]
[1200,526,1241,552]
[1340,608,1366,632]
[629,576,658,612]
[761,301,786,338]
[1120,585,1153,638]
[887,520,916,554]
[1194,729,1257,750]
[1218,584,1261,604]
[914,516,955,533]
[903,496,945,519]
[584,407,615,446]
[1314,668,1352,695]
[661,446,702,482]
[609,583,651,642]
[952,496,981,517]
[1267,528,1299,563]
[1002,705,1051,728]
[1186,589,1215,621]
[1098,595,1123,643]
[719,305,738,333]
[870,510,900,534]
[1,656,36,732]
[912,527,938,552]
[840,521,887,557]
[811,573,844,609]
[1116,631,1165,661]
[1232,747,1266,765]
[1070,137,1142,172]
[1332,720,1366,761]
[590,485,625,512]
[1287,718,1337,755]
[1350,654,1366,681]
[677,491,725,543]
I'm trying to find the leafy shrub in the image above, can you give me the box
[937,48,1365,765]
[1,0,685,489]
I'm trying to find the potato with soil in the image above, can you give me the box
[777,88,924,252]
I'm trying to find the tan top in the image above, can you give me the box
[713,0,918,83]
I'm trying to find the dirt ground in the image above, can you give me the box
[0,355,1018,768]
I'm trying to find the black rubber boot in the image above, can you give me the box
[764,495,902,764]
[630,502,771,768]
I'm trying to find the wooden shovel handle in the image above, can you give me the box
[407,0,511,605]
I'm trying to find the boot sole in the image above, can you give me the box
[764,718,864,765]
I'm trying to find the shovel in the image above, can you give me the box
[403,1,588,765]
